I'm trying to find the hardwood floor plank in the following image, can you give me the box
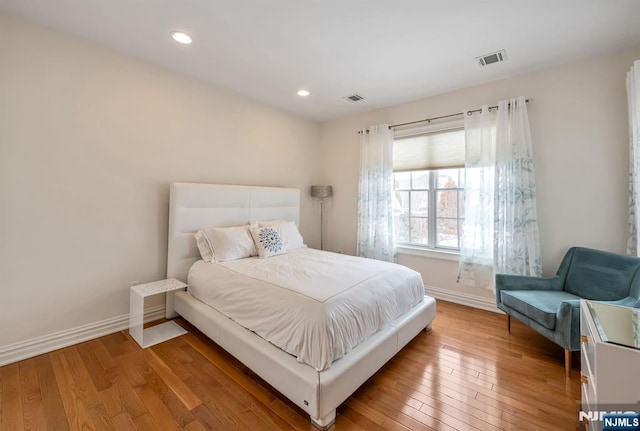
[49,350,97,430]
[76,341,116,392]
[133,364,195,428]
[340,401,395,431]
[344,396,389,426]
[87,338,118,371]
[18,359,47,431]
[117,350,148,389]
[132,412,167,431]
[1,363,24,431]
[97,368,148,420]
[133,385,183,430]
[332,414,367,431]
[181,333,278,407]
[151,338,194,381]
[362,393,437,431]
[385,349,576,427]
[179,346,285,431]
[99,334,125,361]
[191,403,235,431]
[110,412,137,431]
[33,355,70,431]
[86,403,116,431]
[182,419,210,431]
[268,398,316,431]
[373,378,511,431]
[143,348,202,410]
[182,334,313,430]
[0,301,581,430]
[60,347,102,408]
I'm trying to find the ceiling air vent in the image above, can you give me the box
[344,93,364,102]
[477,50,507,67]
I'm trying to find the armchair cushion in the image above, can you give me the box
[501,290,581,330]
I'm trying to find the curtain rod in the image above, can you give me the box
[358,98,532,134]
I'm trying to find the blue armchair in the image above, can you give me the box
[496,247,640,377]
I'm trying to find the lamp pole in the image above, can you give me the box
[320,198,325,250]
[310,185,333,251]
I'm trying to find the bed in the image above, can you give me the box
[166,182,437,429]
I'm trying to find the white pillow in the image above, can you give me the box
[194,225,257,262]
[250,226,287,258]
[194,230,215,262]
[257,220,306,250]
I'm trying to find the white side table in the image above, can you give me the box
[129,278,188,348]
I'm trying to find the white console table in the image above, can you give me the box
[580,300,640,431]
[129,278,188,348]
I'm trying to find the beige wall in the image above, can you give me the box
[2,11,639,350]
[0,15,321,347]
[319,44,640,307]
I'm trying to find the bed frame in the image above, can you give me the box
[166,182,436,429]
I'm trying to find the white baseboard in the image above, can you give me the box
[0,305,166,367]
[425,285,503,314]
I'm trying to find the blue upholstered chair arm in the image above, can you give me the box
[607,296,640,308]
[556,299,581,350]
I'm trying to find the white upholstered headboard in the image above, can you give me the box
[167,183,301,283]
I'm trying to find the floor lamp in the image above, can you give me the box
[310,185,333,250]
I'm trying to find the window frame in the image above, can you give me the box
[393,120,465,252]
[432,169,465,250]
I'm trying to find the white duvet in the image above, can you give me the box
[187,248,425,371]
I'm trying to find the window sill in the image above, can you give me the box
[396,245,459,262]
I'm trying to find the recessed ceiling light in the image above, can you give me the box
[171,31,192,45]
[297,90,310,97]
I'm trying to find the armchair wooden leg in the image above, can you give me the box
[564,349,571,378]
[507,315,511,332]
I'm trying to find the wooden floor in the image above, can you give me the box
[0,300,582,430]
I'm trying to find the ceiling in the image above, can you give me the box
[2,1,640,122]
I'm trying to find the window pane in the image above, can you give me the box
[410,218,428,244]
[411,171,429,189]
[394,190,410,210]
[394,172,411,189]
[437,190,458,218]
[393,191,410,243]
[437,218,459,248]
[459,168,465,187]
[459,190,465,218]
[410,191,428,217]
[437,169,460,188]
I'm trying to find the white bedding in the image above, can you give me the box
[187,248,425,371]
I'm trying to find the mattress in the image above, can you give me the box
[186,248,425,371]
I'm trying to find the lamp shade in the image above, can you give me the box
[310,185,333,199]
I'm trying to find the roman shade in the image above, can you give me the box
[393,128,464,172]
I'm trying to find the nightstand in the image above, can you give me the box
[580,300,640,430]
[129,278,188,348]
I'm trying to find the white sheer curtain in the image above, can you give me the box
[627,60,640,256]
[357,124,395,262]
[458,106,496,288]
[494,97,542,276]
[458,97,542,289]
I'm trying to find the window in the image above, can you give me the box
[393,124,465,251]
